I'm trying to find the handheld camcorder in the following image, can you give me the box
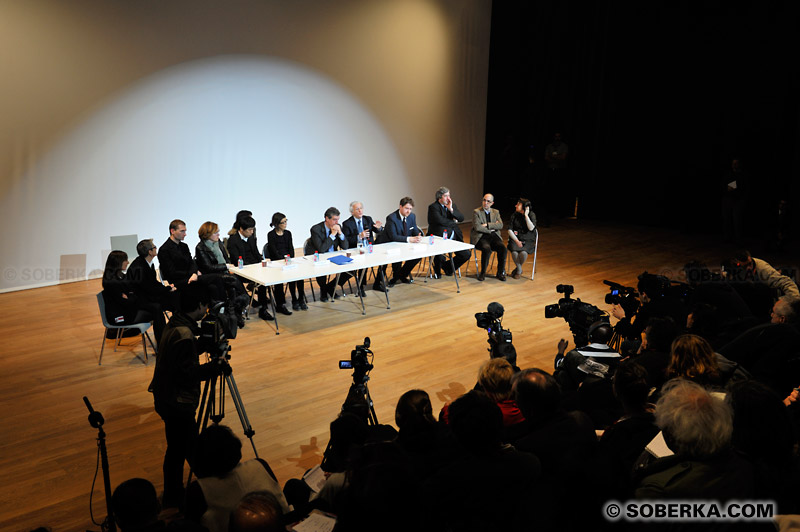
[475,302,512,356]
[339,337,374,386]
[544,284,608,347]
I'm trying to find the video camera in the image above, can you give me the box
[475,302,512,356]
[339,337,374,386]
[199,300,238,359]
[603,280,640,316]
[544,284,608,347]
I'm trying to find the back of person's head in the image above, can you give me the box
[490,341,517,367]
[645,316,679,352]
[103,250,128,281]
[136,239,155,258]
[111,478,160,531]
[269,212,286,228]
[394,389,436,432]
[478,358,515,400]
[587,321,613,345]
[687,303,721,340]
[727,380,795,465]
[193,424,243,478]
[447,390,502,455]
[667,334,720,385]
[512,368,561,424]
[656,379,732,459]
[321,411,368,473]
[612,360,651,411]
[774,296,800,325]
[638,272,667,299]
[228,491,284,532]
[239,216,256,231]
[178,290,204,315]
[198,221,219,240]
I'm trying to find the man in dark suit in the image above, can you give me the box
[309,207,352,302]
[342,201,384,297]
[471,193,507,281]
[227,215,273,321]
[127,238,178,311]
[158,219,201,290]
[383,196,423,288]
[427,186,471,278]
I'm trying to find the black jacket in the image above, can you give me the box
[158,238,198,285]
[227,232,261,265]
[195,240,231,274]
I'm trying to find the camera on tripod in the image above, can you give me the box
[603,280,640,315]
[339,337,374,386]
[475,302,512,356]
[199,299,238,359]
[544,284,608,347]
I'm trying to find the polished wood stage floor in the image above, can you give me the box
[0,219,772,531]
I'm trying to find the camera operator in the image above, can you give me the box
[611,273,687,343]
[149,292,231,510]
[553,321,620,391]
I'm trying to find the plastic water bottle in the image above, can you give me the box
[429,234,434,245]
[238,256,243,269]
[314,251,319,262]
[367,242,373,254]
[443,229,448,240]
[284,254,290,265]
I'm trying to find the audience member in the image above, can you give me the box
[554,321,619,390]
[111,477,163,532]
[634,379,755,501]
[308,207,352,301]
[228,491,284,532]
[666,334,722,389]
[612,272,687,342]
[102,250,166,348]
[470,193,507,281]
[506,197,537,279]
[476,358,525,430]
[426,186,470,278]
[629,316,679,392]
[265,212,306,312]
[186,425,288,532]
[728,249,799,299]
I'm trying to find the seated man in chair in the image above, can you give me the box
[383,196,423,289]
[470,193,507,282]
[309,207,352,302]
[427,186,470,278]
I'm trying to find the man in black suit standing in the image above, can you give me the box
[127,238,178,311]
[309,207,352,302]
[383,196,423,288]
[427,186,471,278]
[342,201,384,297]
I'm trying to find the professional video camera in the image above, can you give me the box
[475,302,512,356]
[199,299,238,359]
[544,284,608,347]
[603,280,640,316]
[339,337,374,386]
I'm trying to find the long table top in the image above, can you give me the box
[231,237,474,286]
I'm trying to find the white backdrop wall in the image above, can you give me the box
[0,0,491,292]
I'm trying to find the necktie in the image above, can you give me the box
[402,217,408,236]
[357,219,363,234]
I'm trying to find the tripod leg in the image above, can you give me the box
[225,373,259,459]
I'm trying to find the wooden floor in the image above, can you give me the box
[0,219,761,531]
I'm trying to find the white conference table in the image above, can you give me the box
[231,237,474,333]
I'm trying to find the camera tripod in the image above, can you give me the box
[195,356,258,458]
[343,378,379,426]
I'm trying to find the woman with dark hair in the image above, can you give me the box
[666,334,722,388]
[194,221,250,327]
[186,424,289,532]
[102,250,165,346]
[506,198,537,279]
[266,212,307,312]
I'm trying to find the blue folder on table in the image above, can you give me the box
[328,255,353,265]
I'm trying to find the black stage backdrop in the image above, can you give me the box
[484,1,799,237]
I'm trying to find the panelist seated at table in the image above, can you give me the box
[309,207,353,302]
[266,211,307,313]
[427,186,471,278]
[342,200,385,297]
[194,221,251,327]
[470,193,507,282]
[382,196,423,288]
[227,215,273,321]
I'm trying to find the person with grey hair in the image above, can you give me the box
[427,186,470,278]
[470,193,507,281]
[770,295,800,325]
[634,379,755,500]
[342,201,384,296]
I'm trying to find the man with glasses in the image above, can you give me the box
[470,193,507,281]
[127,238,178,311]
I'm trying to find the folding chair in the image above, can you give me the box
[97,292,155,365]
